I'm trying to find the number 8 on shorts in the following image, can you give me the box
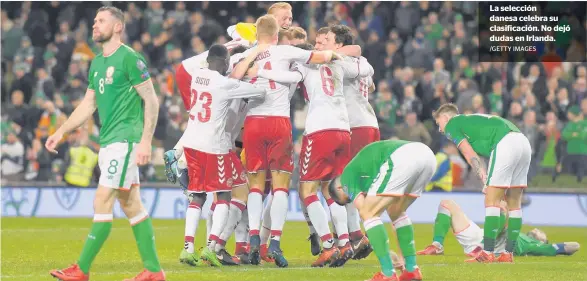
[98,142,140,189]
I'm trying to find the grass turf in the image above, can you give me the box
[1,218,586,281]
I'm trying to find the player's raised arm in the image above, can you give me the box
[45,88,97,153]
[229,44,267,80]
[337,56,375,79]
[225,78,267,100]
[280,44,335,65]
[126,53,159,165]
[254,63,305,84]
[337,45,362,57]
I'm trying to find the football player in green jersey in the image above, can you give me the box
[433,103,532,263]
[46,6,165,281]
[329,140,437,281]
[417,199,580,257]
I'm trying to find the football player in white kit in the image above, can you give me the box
[250,42,373,267]
[175,45,266,267]
[229,15,338,267]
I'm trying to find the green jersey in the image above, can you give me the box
[444,114,520,157]
[88,44,150,146]
[515,233,557,256]
[340,140,411,201]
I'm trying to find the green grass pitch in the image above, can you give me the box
[2,218,586,281]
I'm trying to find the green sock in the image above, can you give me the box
[483,206,501,252]
[506,209,522,253]
[364,218,395,277]
[433,213,451,245]
[78,215,113,274]
[394,215,417,272]
[131,215,162,272]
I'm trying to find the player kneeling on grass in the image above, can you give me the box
[329,140,436,281]
[417,199,581,257]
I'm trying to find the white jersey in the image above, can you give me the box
[181,39,251,76]
[225,99,248,149]
[342,56,378,129]
[183,68,266,154]
[241,45,314,117]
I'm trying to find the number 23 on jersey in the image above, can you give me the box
[189,89,212,122]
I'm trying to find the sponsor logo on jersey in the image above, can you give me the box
[137,60,146,70]
[105,66,115,84]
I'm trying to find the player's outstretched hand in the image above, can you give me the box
[136,141,152,166]
[45,131,63,154]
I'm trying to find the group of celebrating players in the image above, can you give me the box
[45,3,580,281]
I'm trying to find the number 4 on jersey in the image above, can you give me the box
[250,61,276,90]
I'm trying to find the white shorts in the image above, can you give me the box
[486,132,531,188]
[367,142,437,197]
[98,142,140,189]
[454,219,483,255]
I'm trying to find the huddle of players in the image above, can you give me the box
[165,2,382,270]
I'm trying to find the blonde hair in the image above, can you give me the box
[289,26,307,40]
[268,2,292,14]
[256,14,279,40]
[432,103,459,119]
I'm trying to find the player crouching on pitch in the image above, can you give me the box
[417,199,580,257]
[329,140,436,281]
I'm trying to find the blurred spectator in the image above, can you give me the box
[13,36,34,67]
[432,58,450,88]
[63,130,98,187]
[488,80,505,116]
[374,81,399,129]
[394,111,432,146]
[36,68,56,100]
[540,111,563,170]
[573,77,587,104]
[359,3,383,38]
[519,110,541,182]
[9,63,34,103]
[471,94,486,114]
[556,87,571,121]
[560,106,587,182]
[394,2,419,41]
[399,85,423,118]
[1,131,25,181]
[404,28,433,72]
[507,101,524,128]
[1,9,25,63]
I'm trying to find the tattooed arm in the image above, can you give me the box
[135,80,159,165]
[457,139,488,184]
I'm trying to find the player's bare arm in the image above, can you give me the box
[458,139,488,183]
[45,89,97,154]
[308,50,336,64]
[135,79,160,165]
[229,45,268,80]
[338,56,374,79]
[337,45,362,57]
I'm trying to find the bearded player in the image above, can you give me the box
[47,6,165,281]
[230,15,338,267]
[328,140,436,281]
[433,103,531,263]
[418,199,581,257]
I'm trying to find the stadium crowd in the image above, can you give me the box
[1,1,586,185]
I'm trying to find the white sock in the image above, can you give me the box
[301,200,317,235]
[208,200,229,251]
[305,194,334,248]
[260,195,273,245]
[206,202,215,239]
[235,209,249,245]
[217,199,246,250]
[269,189,289,241]
[247,188,264,236]
[328,199,349,246]
[346,203,363,241]
[184,201,202,253]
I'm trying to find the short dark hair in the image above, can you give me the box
[329,25,354,46]
[97,6,124,23]
[207,44,229,62]
[317,27,330,35]
[230,45,248,56]
[295,43,314,51]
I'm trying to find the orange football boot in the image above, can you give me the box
[50,264,89,281]
[399,267,423,281]
[123,269,166,281]
[311,246,340,267]
[495,252,514,263]
[465,250,495,263]
[416,243,444,255]
[366,272,399,281]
